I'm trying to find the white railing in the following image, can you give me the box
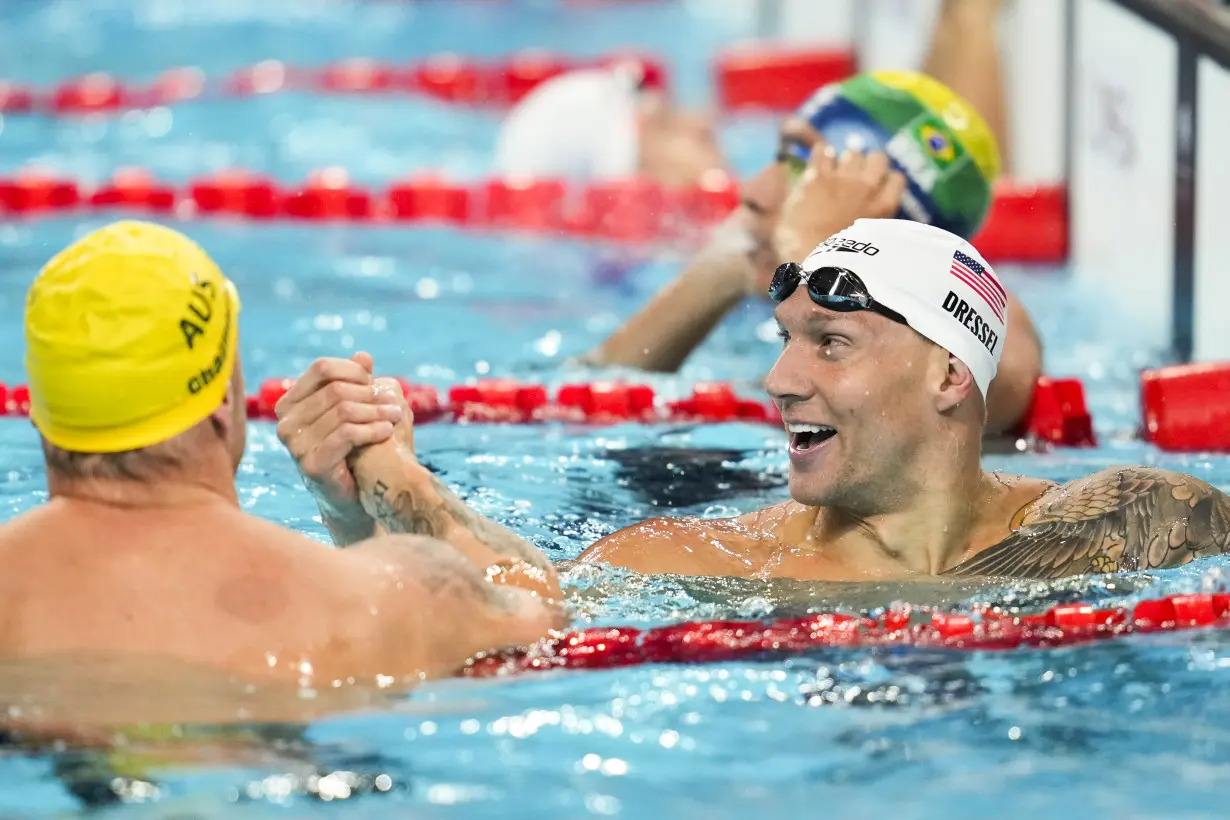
[746,0,1230,363]
[1070,0,1230,361]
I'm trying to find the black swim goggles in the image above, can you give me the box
[768,263,909,326]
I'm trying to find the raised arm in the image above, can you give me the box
[274,354,402,546]
[349,380,562,601]
[947,466,1230,579]
[581,164,788,372]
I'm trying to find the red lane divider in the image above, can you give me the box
[463,592,1230,676]
[1008,376,1095,448]
[0,376,1092,446]
[247,376,1094,447]
[1141,362,1230,452]
[716,45,857,111]
[0,44,870,117]
[0,51,668,117]
[264,376,1090,446]
[249,378,781,427]
[0,168,1067,263]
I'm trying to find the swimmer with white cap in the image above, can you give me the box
[494,60,724,187]
[580,0,1043,437]
[286,219,1230,582]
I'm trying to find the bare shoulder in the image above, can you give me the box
[324,534,562,678]
[341,534,508,604]
[577,504,791,577]
[948,465,1230,579]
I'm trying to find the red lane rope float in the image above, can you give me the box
[0,168,1068,264]
[0,51,668,117]
[1,44,867,118]
[1006,375,1095,449]
[0,376,1092,446]
[463,592,1230,677]
[0,44,870,117]
[1140,362,1230,452]
[715,45,857,112]
[249,375,1093,446]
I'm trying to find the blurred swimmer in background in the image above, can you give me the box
[495,59,724,187]
[496,0,1010,189]
[576,0,1041,437]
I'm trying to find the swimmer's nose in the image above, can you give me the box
[764,344,815,408]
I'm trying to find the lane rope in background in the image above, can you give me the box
[0,45,856,116]
[0,375,1097,448]
[0,355,1224,452]
[0,45,1068,262]
[8,45,1229,451]
[0,167,1067,263]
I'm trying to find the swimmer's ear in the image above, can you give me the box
[934,354,978,415]
[209,361,244,436]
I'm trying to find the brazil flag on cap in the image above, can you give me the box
[792,70,1001,239]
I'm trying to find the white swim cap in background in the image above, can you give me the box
[494,66,642,181]
[800,218,1008,399]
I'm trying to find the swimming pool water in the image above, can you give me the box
[2,2,1230,818]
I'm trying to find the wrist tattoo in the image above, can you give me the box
[364,475,553,575]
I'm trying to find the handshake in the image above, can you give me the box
[272,351,419,545]
[272,349,561,601]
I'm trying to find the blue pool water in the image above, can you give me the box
[3,2,1230,818]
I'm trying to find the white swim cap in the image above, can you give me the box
[494,66,641,181]
[800,218,1007,399]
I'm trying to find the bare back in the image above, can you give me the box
[0,499,556,685]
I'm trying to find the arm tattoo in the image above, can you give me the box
[396,535,525,616]
[946,467,1230,580]
[364,477,554,575]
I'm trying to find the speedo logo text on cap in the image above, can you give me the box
[815,236,881,256]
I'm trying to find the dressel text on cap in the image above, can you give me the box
[942,290,999,355]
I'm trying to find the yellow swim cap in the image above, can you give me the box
[24,220,242,454]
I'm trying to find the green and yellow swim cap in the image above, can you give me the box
[24,220,242,453]
[783,70,1002,239]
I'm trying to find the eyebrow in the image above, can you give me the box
[774,308,870,333]
[812,302,870,323]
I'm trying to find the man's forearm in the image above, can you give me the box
[583,263,749,372]
[300,474,375,547]
[318,503,376,547]
[351,445,558,583]
[582,209,761,372]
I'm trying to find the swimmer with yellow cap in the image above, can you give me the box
[0,220,564,698]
